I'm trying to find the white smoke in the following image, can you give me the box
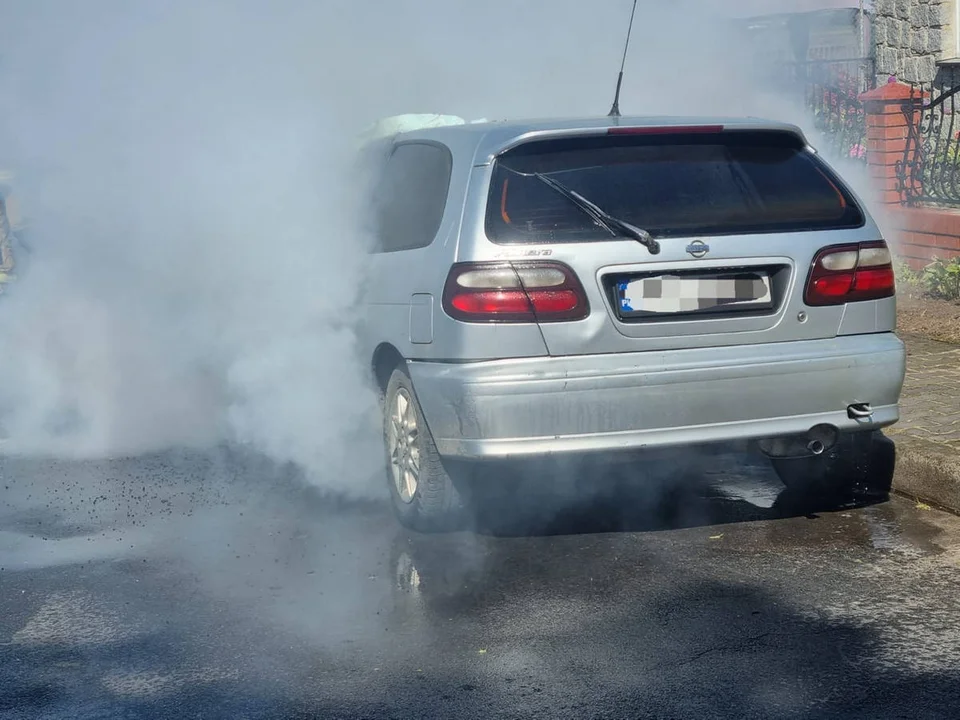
[0,1,872,495]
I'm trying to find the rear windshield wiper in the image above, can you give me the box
[533,173,660,255]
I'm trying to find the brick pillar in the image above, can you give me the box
[859,81,927,206]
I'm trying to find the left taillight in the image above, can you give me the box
[441,261,590,323]
[804,241,896,307]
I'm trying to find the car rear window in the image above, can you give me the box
[485,130,864,244]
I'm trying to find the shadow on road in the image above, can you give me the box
[455,442,892,538]
[1,568,952,720]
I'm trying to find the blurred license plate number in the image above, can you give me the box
[618,272,772,315]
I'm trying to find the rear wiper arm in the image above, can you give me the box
[533,173,660,255]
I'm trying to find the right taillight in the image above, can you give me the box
[442,261,589,323]
[804,241,896,307]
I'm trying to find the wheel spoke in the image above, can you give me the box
[388,388,420,504]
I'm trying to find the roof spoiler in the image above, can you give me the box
[355,114,467,150]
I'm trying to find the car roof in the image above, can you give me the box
[380,115,808,166]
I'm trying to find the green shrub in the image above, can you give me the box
[894,259,922,290]
[921,256,960,301]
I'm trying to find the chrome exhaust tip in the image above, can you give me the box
[807,423,839,455]
[758,424,839,459]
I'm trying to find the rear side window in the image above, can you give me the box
[485,130,864,244]
[373,141,453,253]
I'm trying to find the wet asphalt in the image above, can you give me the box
[2,444,960,720]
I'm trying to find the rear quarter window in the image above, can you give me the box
[372,141,453,253]
[486,130,864,244]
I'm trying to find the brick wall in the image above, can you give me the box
[861,81,920,206]
[860,80,960,266]
[886,206,960,268]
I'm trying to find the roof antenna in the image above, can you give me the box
[608,0,638,118]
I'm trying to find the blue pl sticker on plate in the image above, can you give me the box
[618,281,633,312]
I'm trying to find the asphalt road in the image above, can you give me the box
[2,445,960,719]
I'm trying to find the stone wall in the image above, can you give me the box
[873,0,954,83]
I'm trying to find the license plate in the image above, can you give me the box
[616,271,773,316]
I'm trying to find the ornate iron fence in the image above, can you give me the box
[763,57,875,166]
[895,81,960,207]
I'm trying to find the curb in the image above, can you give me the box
[891,433,960,514]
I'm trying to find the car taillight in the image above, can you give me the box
[442,261,589,323]
[804,241,896,307]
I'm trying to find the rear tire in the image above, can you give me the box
[382,367,464,533]
[771,430,895,511]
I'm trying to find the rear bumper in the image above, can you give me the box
[407,333,906,459]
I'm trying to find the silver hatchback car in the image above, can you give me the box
[356,115,906,531]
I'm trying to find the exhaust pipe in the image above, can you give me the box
[807,423,839,455]
[758,424,838,459]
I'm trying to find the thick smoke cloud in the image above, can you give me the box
[0,1,867,494]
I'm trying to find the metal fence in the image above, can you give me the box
[763,57,876,166]
[895,80,960,207]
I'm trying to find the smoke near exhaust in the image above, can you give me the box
[0,1,871,494]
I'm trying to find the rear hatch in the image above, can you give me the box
[482,126,887,356]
